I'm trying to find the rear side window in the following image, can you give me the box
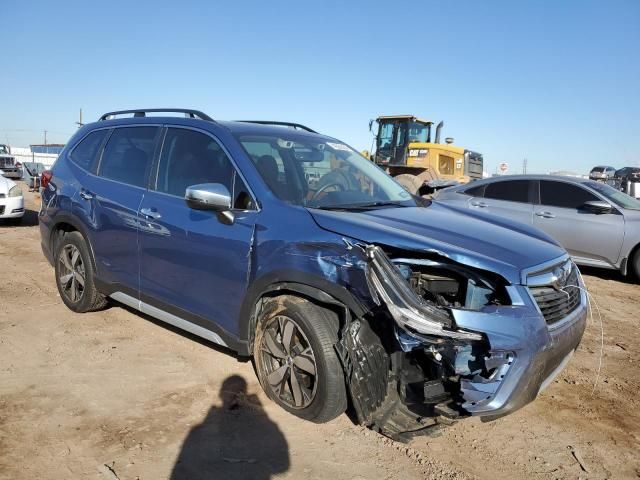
[70,129,108,171]
[484,180,530,203]
[540,180,598,209]
[98,127,158,188]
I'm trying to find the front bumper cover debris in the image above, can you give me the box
[337,244,588,438]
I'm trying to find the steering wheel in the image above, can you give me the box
[310,180,345,203]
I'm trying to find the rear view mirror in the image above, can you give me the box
[582,200,613,214]
[185,183,234,223]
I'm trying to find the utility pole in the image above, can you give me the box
[522,158,528,175]
[44,130,47,145]
[75,108,84,129]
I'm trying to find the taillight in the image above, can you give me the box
[41,170,53,188]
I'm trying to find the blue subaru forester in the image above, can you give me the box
[40,109,586,438]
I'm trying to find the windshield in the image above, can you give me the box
[0,145,9,155]
[408,121,430,143]
[236,133,415,209]
[588,181,640,210]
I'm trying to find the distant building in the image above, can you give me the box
[30,143,65,155]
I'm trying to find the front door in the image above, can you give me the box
[534,180,625,266]
[138,127,258,337]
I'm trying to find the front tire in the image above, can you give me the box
[54,231,107,312]
[254,295,347,423]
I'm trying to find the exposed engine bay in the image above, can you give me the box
[336,245,570,440]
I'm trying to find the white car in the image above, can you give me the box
[0,175,25,223]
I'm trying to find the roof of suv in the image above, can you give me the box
[94,110,326,139]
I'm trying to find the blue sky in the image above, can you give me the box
[2,0,639,174]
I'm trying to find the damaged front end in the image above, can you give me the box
[336,245,586,439]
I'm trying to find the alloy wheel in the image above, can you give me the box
[259,315,318,409]
[58,244,86,303]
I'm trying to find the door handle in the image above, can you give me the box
[535,211,556,218]
[140,208,162,220]
[79,190,94,200]
[471,201,488,208]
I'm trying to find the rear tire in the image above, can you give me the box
[54,231,107,312]
[631,248,640,281]
[254,295,347,423]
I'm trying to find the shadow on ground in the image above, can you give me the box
[0,207,39,227]
[171,375,289,480]
[579,265,635,283]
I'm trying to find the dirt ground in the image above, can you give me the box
[1,185,639,480]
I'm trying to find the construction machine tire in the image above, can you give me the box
[393,174,423,195]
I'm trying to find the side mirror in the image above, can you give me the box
[185,183,234,223]
[368,119,374,132]
[582,200,613,214]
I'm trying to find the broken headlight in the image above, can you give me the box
[365,246,483,341]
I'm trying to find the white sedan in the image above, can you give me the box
[0,174,25,223]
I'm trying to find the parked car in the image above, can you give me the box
[0,144,23,179]
[39,109,586,438]
[589,165,616,183]
[434,175,640,278]
[614,167,640,196]
[0,174,25,223]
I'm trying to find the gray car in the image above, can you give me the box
[434,175,640,278]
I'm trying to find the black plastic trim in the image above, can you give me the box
[99,108,214,122]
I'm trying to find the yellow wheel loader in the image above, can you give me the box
[367,115,483,195]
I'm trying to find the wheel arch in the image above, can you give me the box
[625,241,640,277]
[238,270,368,355]
[49,215,98,272]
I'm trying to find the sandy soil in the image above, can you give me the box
[1,185,638,479]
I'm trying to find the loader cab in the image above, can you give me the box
[374,116,433,166]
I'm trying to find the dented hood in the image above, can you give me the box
[308,202,566,285]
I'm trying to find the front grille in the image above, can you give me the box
[529,266,581,325]
[0,158,15,168]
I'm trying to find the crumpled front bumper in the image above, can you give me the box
[365,245,588,421]
[451,285,587,419]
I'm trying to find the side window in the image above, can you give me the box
[484,180,530,203]
[378,122,394,151]
[439,155,454,175]
[156,128,235,199]
[395,122,407,147]
[540,181,598,209]
[69,129,108,171]
[464,183,485,197]
[232,171,255,210]
[99,127,158,188]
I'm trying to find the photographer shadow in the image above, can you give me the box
[171,375,289,480]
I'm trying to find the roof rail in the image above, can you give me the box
[99,108,214,122]
[235,120,317,133]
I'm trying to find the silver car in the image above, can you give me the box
[434,175,640,278]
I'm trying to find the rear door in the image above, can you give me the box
[79,126,160,291]
[138,126,258,337]
[534,180,625,265]
[468,179,535,225]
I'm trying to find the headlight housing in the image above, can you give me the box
[8,185,22,198]
[365,245,483,341]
